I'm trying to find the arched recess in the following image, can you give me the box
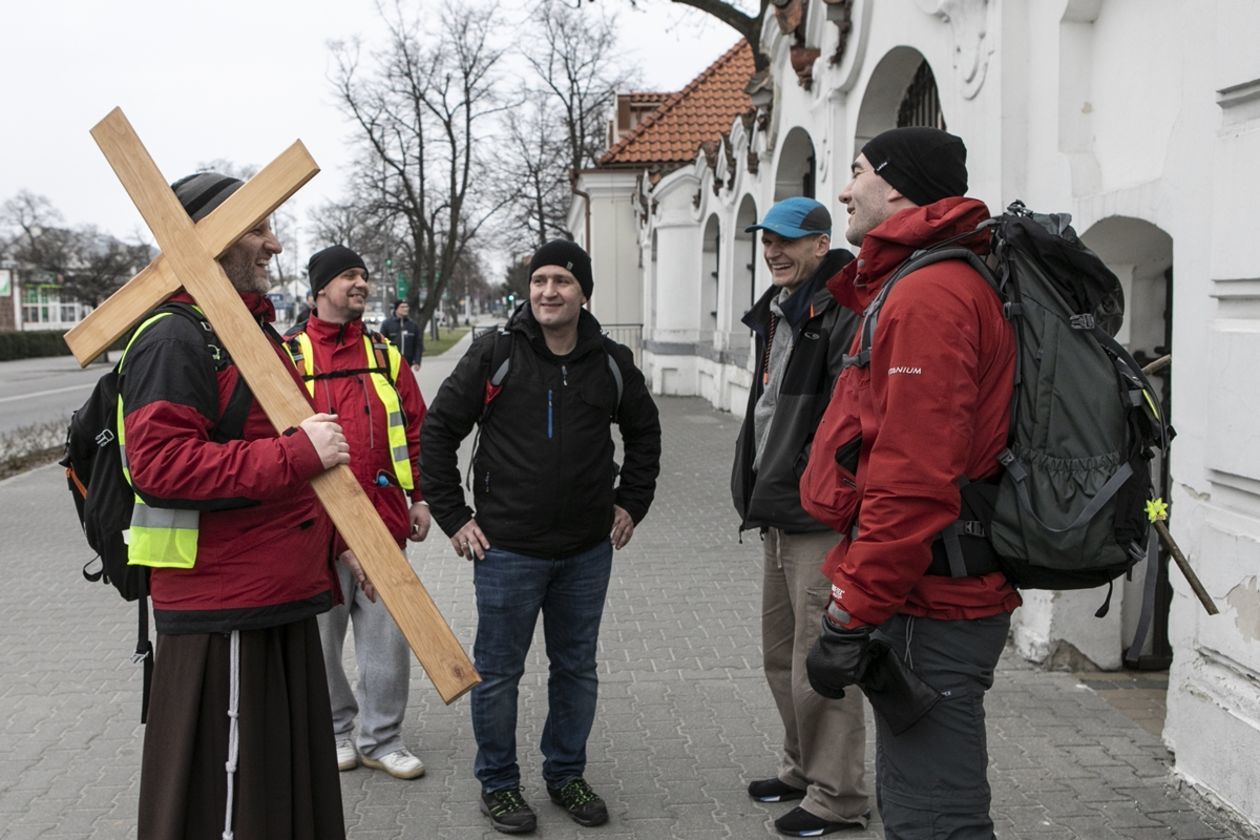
[775,127,817,202]
[701,214,721,342]
[731,195,759,351]
[1081,215,1175,673]
[854,47,945,152]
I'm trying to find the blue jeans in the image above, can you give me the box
[471,541,613,792]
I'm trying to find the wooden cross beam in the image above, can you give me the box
[66,108,478,704]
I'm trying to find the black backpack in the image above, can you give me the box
[60,302,250,720]
[481,326,625,422]
[845,201,1171,612]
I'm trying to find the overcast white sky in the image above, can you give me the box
[0,0,739,264]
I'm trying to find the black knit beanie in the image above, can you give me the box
[171,172,243,221]
[308,245,367,296]
[529,240,593,299]
[860,127,968,207]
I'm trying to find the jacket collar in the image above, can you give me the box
[170,289,276,323]
[510,302,606,360]
[743,247,854,335]
[827,196,991,313]
[306,313,365,346]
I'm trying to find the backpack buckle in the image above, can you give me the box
[1069,313,1096,330]
[1003,302,1022,319]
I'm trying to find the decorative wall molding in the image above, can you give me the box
[915,0,994,100]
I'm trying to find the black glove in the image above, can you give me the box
[805,615,875,699]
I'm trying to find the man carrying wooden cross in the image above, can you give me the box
[122,172,351,840]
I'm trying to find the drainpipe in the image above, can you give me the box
[571,171,592,305]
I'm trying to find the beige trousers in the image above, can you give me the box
[762,527,870,823]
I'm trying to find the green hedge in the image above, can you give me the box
[0,330,74,361]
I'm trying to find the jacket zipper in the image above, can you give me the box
[547,389,554,439]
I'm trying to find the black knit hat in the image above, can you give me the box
[170,172,243,221]
[860,127,968,207]
[529,239,593,299]
[308,245,368,296]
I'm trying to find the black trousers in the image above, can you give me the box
[872,612,1011,840]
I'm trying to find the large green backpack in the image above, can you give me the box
[846,202,1171,609]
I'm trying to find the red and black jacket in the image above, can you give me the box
[121,291,336,634]
[801,197,1022,625]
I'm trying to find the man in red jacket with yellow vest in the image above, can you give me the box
[289,245,431,780]
[801,128,1019,839]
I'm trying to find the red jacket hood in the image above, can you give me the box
[170,289,277,322]
[827,196,991,313]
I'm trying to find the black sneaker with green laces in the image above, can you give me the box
[480,788,537,834]
[547,778,609,827]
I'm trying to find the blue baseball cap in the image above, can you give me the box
[744,197,832,239]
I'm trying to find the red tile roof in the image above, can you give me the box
[598,41,753,169]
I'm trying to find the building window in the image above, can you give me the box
[897,61,946,130]
[22,284,86,327]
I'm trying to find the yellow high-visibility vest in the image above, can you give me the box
[287,330,412,490]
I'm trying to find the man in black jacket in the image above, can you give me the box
[380,299,423,369]
[421,239,661,834]
[731,197,869,836]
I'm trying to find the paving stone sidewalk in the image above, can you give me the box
[0,396,1254,839]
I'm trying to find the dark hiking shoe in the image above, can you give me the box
[547,778,609,827]
[774,806,867,837]
[747,777,807,802]
[480,788,537,834]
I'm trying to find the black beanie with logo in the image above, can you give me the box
[528,240,593,299]
[860,127,968,207]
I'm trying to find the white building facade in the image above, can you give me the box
[579,0,1260,828]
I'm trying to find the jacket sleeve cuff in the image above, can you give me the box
[284,427,327,480]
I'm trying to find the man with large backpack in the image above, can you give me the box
[122,173,350,840]
[730,197,870,836]
[420,240,661,834]
[287,245,431,781]
[800,129,1020,839]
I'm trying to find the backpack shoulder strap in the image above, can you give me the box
[480,328,515,423]
[842,244,998,372]
[602,336,625,421]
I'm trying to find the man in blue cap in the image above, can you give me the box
[731,197,869,836]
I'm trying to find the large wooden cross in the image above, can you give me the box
[65,108,478,704]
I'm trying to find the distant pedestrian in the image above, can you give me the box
[802,127,1020,839]
[381,299,423,370]
[420,240,661,834]
[732,197,869,836]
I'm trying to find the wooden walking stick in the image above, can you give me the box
[64,108,478,703]
[1139,353,1217,616]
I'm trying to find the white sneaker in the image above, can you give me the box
[360,747,425,780]
[335,738,359,772]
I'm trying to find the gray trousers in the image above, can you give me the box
[317,559,411,760]
[762,528,870,824]
[872,612,1011,840]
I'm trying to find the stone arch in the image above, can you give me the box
[701,214,721,341]
[775,127,817,202]
[854,46,944,151]
[731,195,759,350]
[1082,215,1175,671]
